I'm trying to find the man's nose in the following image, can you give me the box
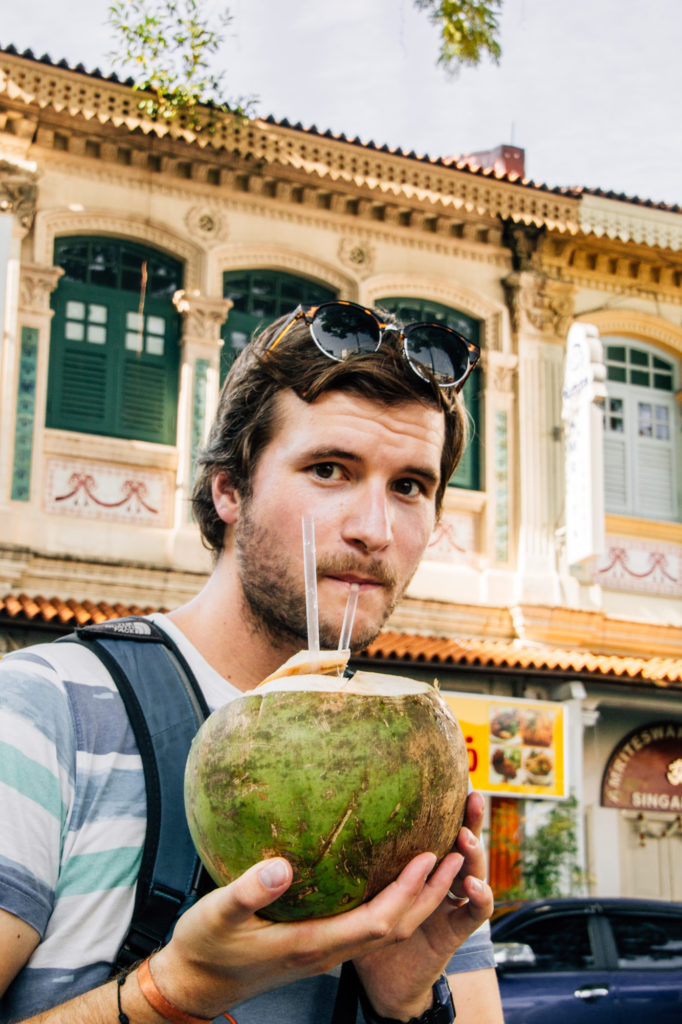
[341,484,392,553]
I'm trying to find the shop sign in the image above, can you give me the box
[601,720,682,811]
[443,693,567,799]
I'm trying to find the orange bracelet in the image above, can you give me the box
[137,957,238,1024]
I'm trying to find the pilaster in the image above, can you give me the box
[503,225,576,603]
[172,289,232,527]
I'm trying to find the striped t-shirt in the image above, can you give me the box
[0,614,493,1021]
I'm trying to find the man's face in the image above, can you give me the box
[233,389,444,652]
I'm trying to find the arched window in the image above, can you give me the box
[47,237,183,445]
[221,270,337,380]
[604,338,680,521]
[377,297,482,491]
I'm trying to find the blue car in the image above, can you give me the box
[491,897,682,1023]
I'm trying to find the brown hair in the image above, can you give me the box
[192,308,469,553]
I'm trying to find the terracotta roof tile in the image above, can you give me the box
[362,631,682,688]
[2,593,681,687]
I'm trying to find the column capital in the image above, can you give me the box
[173,289,232,348]
[503,269,575,343]
[0,159,39,235]
[19,263,64,316]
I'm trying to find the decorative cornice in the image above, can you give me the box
[579,193,682,252]
[504,270,575,341]
[0,49,581,233]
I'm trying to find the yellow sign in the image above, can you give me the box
[443,692,567,799]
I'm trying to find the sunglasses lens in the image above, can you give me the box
[310,304,381,361]
[404,325,473,387]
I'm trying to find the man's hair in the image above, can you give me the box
[192,308,470,553]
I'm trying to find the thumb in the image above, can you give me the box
[216,858,293,923]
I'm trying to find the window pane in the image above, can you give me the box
[227,329,249,353]
[607,345,626,362]
[146,335,164,356]
[630,369,650,387]
[127,312,143,331]
[66,300,86,320]
[65,321,84,341]
[86,325,107,344]
[126,331,143,352]
[607,365,627,382]
[506,914,594,971]
[609,913,682,968]
[89,304,108,324]
[653,355,672,370]
[147,315,165,335]
[629,348,649,366]
[638,403,653,436]
[654,373,673,391]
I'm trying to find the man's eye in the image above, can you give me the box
[311,462,343,480]
[393,478,422,497]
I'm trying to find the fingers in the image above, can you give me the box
[206,858,294,927]
[462,789,485,837]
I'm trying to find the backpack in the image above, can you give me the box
[60,616,213,968]
[62,616,362,1021]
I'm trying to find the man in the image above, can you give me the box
[0,301,503,1022]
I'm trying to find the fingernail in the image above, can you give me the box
[258,860,289,889]
[469,877,483,894]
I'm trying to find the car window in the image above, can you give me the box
[506,913,595,971]
[607,913,682,969]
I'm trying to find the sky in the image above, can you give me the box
[3,0,681,206]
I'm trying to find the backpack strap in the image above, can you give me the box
[59,617,213,967]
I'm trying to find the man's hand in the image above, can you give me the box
[150,847,473,1020]
[352,790,494,1020]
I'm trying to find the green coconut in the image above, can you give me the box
[184,655,468,922]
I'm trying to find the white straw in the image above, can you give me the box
[301,515,320,669]
[338,583,360,652]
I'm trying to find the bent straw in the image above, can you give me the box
[301,515,320,670]
[338,583,359,652]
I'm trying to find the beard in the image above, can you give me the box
[234,504,404,653]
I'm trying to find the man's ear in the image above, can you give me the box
[212,470,241,524]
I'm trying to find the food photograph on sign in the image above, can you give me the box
[444,693,567,799]
[489,705,556,787]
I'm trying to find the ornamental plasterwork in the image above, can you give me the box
[488,351,518,394]
[212,245,353,298]
[579,194,682,252]
[44,457,173,527]
[338,237,376,276]
[575,310,682,359]
[593,536,682,597]
[33,210,204,290]
[184,205,229,245]
[173,289,232,342]
[0,158,38,231]
[504,270,575,341]
[19,263,63,314]
[2,51,580,232]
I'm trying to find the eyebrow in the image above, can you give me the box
[304,447,440,486]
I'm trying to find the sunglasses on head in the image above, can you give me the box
[265,300,481,392]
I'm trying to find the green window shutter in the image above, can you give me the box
[48,238,182,445]
[378,296,482,491]
[221,270,337,381]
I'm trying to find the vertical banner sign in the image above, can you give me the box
[444,693,567,800]
[561,322,607,566]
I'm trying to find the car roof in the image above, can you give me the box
[491,896,682,929]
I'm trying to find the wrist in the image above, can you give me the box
[358,973,455,1024]
[127,954,237,1024]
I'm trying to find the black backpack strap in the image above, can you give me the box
[59,617,212,967]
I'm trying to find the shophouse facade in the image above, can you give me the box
[1,46,680,900]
